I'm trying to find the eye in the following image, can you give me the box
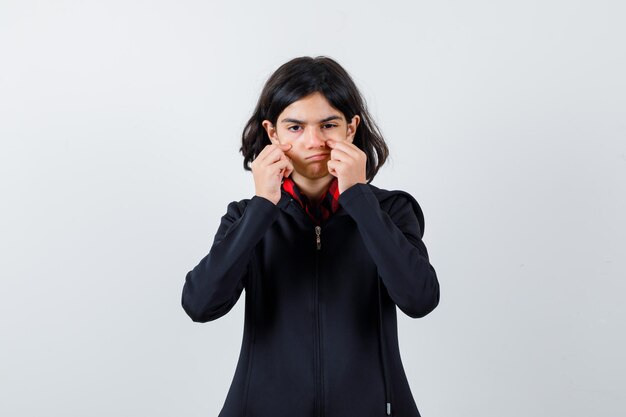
[287,125,302,132]
[323,123,337,129]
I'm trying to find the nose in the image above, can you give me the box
[306,126,327,148]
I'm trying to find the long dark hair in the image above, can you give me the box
[240,56,389,184]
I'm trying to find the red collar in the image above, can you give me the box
[281,176,340,225]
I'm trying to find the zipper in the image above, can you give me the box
[315,225,321,250]
[286,195,325,416]
[315,225,324,416]
[286,194,389,415]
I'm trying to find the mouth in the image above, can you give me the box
[306,153,330,160]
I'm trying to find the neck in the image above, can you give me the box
[290,173,334,206]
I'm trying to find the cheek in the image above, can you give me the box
[284,149,300,163]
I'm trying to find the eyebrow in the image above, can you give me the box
[280,115,343,124]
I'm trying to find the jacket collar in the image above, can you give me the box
[280,176,340,225]
[275,180,425,236]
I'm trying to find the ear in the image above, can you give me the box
[346,115,360,142]
[262,120,280,145]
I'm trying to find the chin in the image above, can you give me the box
[313,171,333,179]
[294,172,326,181]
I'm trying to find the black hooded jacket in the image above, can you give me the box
[181,182,440,417]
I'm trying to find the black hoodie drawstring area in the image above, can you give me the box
[377,276,392,415]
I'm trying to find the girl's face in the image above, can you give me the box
[262,91,360,181]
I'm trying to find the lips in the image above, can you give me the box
[307,153,330,159]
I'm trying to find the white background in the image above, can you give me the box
[1,1,624,416]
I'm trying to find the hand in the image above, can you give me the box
[251,143,294,205]
[326,139,367,194]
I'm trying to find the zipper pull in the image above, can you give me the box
[315,226,321,250]
[386,402,391,415]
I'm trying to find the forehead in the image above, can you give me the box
[279,92,344,122]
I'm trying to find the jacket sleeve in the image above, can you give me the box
[181,195,281,322]
[337,183,440,318]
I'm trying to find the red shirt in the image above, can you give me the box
[281,176,340,225]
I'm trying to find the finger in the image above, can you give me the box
[285,159,294,178]
[258,144,283,164]
[268,157,291,174]
[327,159,339,176]
[257,143,292,164]
[328,140,359,158]
[281,153,294,178]
[326,139,361,155]
[330,147,353,163]
[260,144,290,166]
[255,144,274,163]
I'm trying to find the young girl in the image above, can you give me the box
[182,56,440,417]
